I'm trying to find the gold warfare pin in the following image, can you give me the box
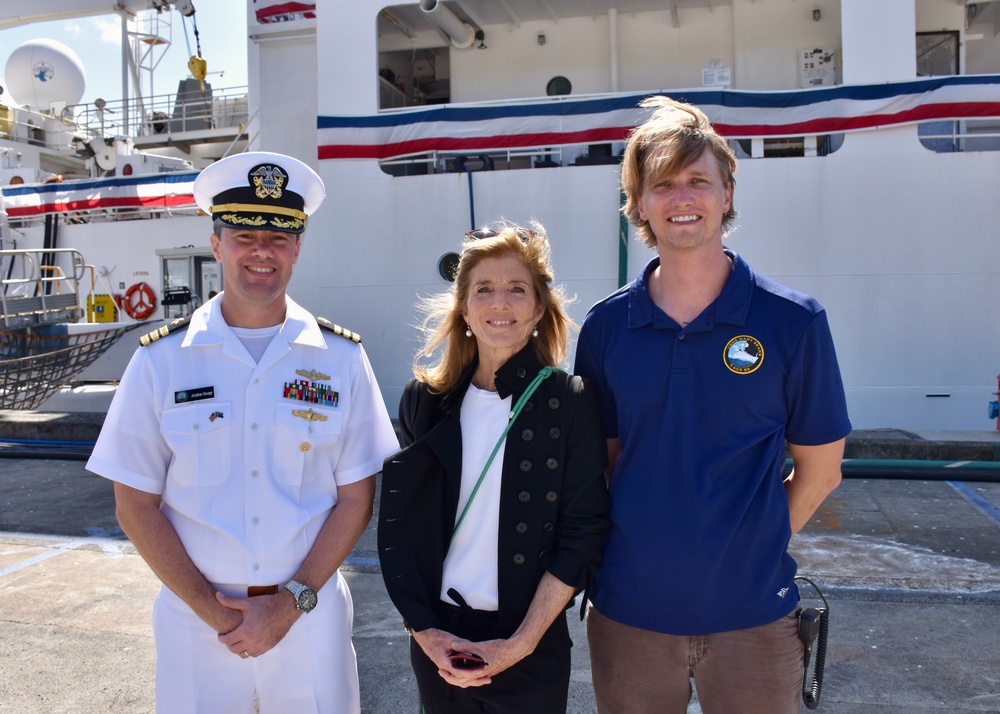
[296,368,331,381]
[292,408,328,422]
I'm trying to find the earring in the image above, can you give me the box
[532,328,539,338]
[466,325,473,337]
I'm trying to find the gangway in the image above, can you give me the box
[1,248,85,329]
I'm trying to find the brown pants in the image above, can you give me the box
[588,605,804,714]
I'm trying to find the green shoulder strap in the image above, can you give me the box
[451,366,558,543]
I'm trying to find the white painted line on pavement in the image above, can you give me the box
[0,530,129,579]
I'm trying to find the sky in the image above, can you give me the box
[0,1,248,109]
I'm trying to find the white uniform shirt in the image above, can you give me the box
[87,296,399,586]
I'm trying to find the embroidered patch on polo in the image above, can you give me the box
[723,335,764,374]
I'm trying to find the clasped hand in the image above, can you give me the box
[215,591,299,659]
[412,627,532,688]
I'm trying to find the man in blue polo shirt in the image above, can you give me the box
[574,96,851,714]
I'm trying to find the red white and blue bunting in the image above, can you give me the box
[1,172,199,219]
[4,76,1000,219]
[317,75,1000,161]
[253,0,316,23]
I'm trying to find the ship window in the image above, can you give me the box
[733,135,843,159]
[157,250,220,318]
[437,252,459,282]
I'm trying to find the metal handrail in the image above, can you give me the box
[74,85,250,139]
[1,248,86,327]
[0,84,250,150]
[2,202,203,229]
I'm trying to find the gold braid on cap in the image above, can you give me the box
[211,202,308,222]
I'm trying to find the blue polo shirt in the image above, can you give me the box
[575,251,851,635]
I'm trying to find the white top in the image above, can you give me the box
[440,384,511,611]
[87,296,399,586]
[231,323,281,363]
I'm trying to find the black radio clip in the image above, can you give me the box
[795,576,830,709]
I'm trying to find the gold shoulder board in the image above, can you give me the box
[316,316,361,343]
[139,316,193,347]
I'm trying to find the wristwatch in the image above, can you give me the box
[284,580,318,613]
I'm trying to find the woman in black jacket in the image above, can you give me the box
[378,223,609,713]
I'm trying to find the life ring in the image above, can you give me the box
[123,282,157,321]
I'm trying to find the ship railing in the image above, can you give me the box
[0,85,250,161]
[71,84,250,140]
[378,121,1000,173]
[0,104,90,154]
[375,91,622,174]
[71,84,250,136]
[917,119,1000,152]
[372,81,1000,176]
[372,88,848,174]
[0,248,86,329]
[377,140,839,176]
[2,203,202,229]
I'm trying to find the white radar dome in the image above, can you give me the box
[4,39,86,111]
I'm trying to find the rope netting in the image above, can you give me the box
[0,325,140,410]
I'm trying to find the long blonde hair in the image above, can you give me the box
[413,221,573,393]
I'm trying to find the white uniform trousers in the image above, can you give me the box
[152,572,360,714]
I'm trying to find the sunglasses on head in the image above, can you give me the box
[465,228,536,244]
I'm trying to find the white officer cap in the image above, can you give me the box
[193,151,325,234]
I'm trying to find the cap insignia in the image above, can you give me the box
[249,164,287,200]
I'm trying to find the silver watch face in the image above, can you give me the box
[297,587,318,613]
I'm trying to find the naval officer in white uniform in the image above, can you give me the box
[87,151,399,713]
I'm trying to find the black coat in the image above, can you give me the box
[378,345,610,635]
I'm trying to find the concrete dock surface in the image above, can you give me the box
[1,418,999,712]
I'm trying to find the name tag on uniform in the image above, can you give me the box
[175,386,215,404]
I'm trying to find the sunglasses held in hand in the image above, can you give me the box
[448,651,487,670]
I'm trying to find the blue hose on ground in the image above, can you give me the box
[4,439,1000,481]
[841,458,1000,482]
[0,438,95,461]
[777,458,1000,482]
